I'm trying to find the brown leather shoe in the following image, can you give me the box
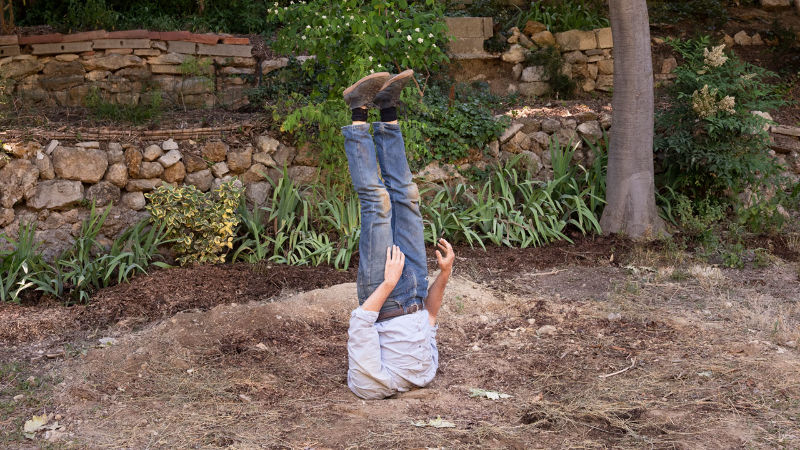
[373,69,414,109]
[343,72,391,110]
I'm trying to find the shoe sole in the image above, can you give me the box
[379,69,414,91]
[343,71,391,97]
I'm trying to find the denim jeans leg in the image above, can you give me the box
[341,124,394,304]
[372,122,429,304]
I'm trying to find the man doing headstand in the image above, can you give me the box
[341,70,455,400]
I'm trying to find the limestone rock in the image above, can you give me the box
[596,74,614,91]
[125,178,163,192]
[531,30,555,47]
[521,65,549,82]
[661,57,678,74]
[523,21,547,36]
[162,138,179,151]
[86,70,110,81]
[43,60,84,77]
[28,180,83,210]
[518,82,550,97]
[143,144,164,162]
[0,208,13,227]
[577,121,603,144]
[202,141,229,162]
[125,147,143,178]
[288,166,318,185]
[5,141,41,158]
[734,31,752,46]
[105,162,128,188]
[594,27,613,49]
[415,161,461,183]
[487,140,500,158]
[211,161,230,177]
[541,118,561,133]
[599,112,612,129]
[121,192,146,211]
[240,163,268,184]
[255,135,280,154]
[163,161,186,183]
[52,146,108,183]
[184,153,207,173]
[512,63,523,81]
[0,59,43,80]
[507,27,520,44]
[518,33,535,49]
[555,30,597,51]
[35,152,55,180]
[253,151,277,168]
[83,54,143,71]
[521,119,542,135]
[245,182,272,207]
[760,0,790,10]
[563,50,587,64]
[501,44,527,64]
[0,159,39,208]
[76,141,100,149]
[45,140,59,155]
[518,151,542,174]
[273,145,296,167]
[226,147,252,174]
[185,169,214,192]
[500,123,524,143]
[530,131,551,150]
[86,181,121,207]
[107,143,124,163]
[139,161,164,179]
[502,131,532,154]
[597,59,614,75]
[751,33,764,46]
[555,128,581,148]
[158,149,182,167]
[294,144,318,166]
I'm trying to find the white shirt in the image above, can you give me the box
[347,307,439,399]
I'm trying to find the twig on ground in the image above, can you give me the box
[599,358,637,379]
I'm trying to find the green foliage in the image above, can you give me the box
[648,0,728,28]
[525,46,576,98]
[179,56,213,77]
[420,140,603,248]
[401,81,511,168]
[655,37,786,201]
[483,31,511,53]
[233,170,360,269]
[146,181,243,265]
[85,87,163,125]
[520,0,609,32]
[0,223,47,303]
[16,0,277,34]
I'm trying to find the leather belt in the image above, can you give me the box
[376,300,423,322]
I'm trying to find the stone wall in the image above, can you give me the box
[0,132,320,258]
[0,31,318,109]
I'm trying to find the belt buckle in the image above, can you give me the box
[407,303,420,314]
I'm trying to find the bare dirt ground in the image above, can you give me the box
[2,237,800,449]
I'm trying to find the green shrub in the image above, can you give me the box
[519,0,609,32]
[146,181,243,265]
[655,37,786,202]
[24,205,169,304]
[0,223,48,303]
[401,81,511,168]
[648,0,728,28]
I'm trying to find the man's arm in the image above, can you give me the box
[425,238,455,326]
[361,245,405,312]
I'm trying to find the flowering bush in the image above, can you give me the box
[655,37,785,200]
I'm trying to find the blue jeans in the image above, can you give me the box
[341,122,428,314]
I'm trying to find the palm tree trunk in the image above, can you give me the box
[600,0,666,237]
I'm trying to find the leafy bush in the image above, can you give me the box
[0,223,48,303]
[146,181,243,265]
[520,0,609,32]
[648,0,728,28]
[655,37,786,201]
[401,81,511,168]
[420,140,603,248]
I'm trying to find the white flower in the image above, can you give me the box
[703,44,728,68]
[407,35,412,41]
[362,19,366,23]
[418,38,423,43]
[428,33,434,38]
[301,35,306,40]
[321,15,326,19]
[345,22,349,26]
[432,43,436,48]
[415,27,420,32]
[350,15,354,20]
[306,25,311,29]
[368,56,373,61]
[397,28,401,33]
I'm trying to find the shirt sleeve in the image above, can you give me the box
[346,308,397,400]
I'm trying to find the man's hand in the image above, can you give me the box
[383,245,405,287]
[435,238,454,274]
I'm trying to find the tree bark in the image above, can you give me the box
[600,0,666,238]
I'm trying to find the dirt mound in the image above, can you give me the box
[48,267,800,448]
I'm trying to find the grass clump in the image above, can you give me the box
[85,87,163,125]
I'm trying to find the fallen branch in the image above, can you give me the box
[527,269,565,277]
[599,357,637,379]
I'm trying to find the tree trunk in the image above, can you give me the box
[600,0,666,238]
